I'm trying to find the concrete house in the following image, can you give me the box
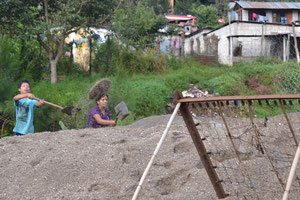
[182,1,300,66]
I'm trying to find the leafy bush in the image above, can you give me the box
[0,36,21,103]
[93,37,120,75]
[117,50,170,75]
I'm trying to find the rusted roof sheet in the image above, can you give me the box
[236,1,300,9]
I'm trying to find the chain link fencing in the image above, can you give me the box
[231,34,300,95]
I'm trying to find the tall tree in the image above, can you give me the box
[113,1,167,51]
[0,0,121,83]
[174,0,202,15]
[191,5,220,28]
[142,0,171,15]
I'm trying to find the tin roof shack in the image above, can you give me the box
[233,1,300,24]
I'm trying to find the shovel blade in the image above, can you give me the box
[114,101,129,120]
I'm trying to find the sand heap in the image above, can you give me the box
[1,114,300,200]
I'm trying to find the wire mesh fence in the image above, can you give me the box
[231,34,300,95]
[232,35,299,62]
[178,95,300,199]
[276,67,300,95]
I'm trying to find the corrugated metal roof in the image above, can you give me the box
[236,1,300,9]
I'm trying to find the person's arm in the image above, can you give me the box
[93,114,117,126]
[14,93,34,101]
[35,99,45,107]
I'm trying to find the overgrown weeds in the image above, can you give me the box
[1,40,300,136]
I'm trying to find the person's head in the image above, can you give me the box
[96,93,109,109]
[18,80,31,94]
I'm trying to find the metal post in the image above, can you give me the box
[279,100,298,146]
[247,102,264,154]
[217,101,241,162]
[248,102,285,188]
[179,102,227,199]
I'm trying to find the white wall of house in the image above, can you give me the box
[242,10,249,21]
[266,11,273,23]
[214,26,231,65]
[293,10,299,21]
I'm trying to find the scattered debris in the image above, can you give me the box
[182,84,212,98]
[165,84,218,114]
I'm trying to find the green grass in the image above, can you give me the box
[2,54,300,136]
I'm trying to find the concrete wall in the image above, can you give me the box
[266,11,273,23]
[183,29,212,55]
[242,10,249,21]
[293,10,299,21]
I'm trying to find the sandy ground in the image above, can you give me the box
[1,113,300,200]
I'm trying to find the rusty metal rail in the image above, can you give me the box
[177,94,300,103]
[173,91,300,199]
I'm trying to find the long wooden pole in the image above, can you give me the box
[279,100,298,146]
[287,34,290,61]
[228,12,233,66]
[292,22,300,63]
[283,35,286,62]
[132,103,181,200]
[282,145,300,200]
[261,23,265,57]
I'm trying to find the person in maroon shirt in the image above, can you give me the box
[86,94,117,128]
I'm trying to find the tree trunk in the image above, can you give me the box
[45,38,64,84]
[50,59,58,84]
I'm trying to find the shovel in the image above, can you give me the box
[33,97,81,115]
[114,101,129,123]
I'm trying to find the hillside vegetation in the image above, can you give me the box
[2,1,300,137]
[1,45,300,137]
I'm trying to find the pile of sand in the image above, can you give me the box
[1,114,300,200]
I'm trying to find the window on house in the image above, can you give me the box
[272,10,285,23]
[248,10,266,21]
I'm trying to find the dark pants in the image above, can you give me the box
[14,132,23,136]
